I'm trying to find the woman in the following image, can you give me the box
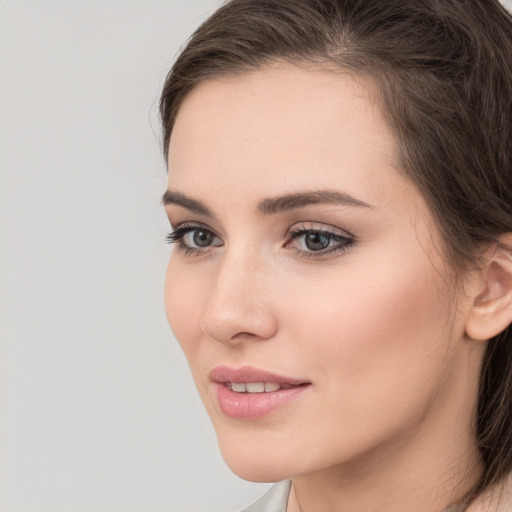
[160,1,512,510]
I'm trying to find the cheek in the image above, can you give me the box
[164,257,205,358]
[282,253,455,416]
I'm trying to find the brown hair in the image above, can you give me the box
[160,0,512,503]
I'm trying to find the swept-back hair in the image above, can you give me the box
[160,0,512,503]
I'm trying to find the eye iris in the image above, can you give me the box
[305,232,331,251]
[193,229,214,247]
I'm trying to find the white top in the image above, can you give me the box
[241,479,512,512]
[242,481,291,512]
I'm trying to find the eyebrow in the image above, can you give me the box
[257,190,372,214]
[162,190,213,216]
[161,189,372,217]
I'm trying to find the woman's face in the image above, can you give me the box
[164,64,478,482]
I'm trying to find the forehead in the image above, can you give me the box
[167,63,408,211]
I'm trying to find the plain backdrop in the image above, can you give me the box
[1,1,512,512]
[0,1,271,511]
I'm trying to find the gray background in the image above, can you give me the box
[1,1,511,511]
[0,1,270,511]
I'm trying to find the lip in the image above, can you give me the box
[210,365,311,420]
[210,365,309,386]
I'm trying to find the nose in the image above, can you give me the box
[200,252,279,346]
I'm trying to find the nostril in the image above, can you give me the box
[200,309,278,346]
[200,295,277,345]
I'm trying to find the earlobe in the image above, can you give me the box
[465,234,512,341]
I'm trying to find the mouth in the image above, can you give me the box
[224,381,307,393]
[210,365,311,419]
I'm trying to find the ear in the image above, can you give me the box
[465,234,512,341]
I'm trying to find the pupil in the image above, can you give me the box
[305,232,330,251]
[193,230,213,247]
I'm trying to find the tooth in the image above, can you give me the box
[280,384,293,390]
[225,382,232,389]
[264,383,280,392]
[246,382,265,393]
[231,382,246,393]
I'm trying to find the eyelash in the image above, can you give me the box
[165,223,356,259]
[286,224,356,259]
[165,224,221,257]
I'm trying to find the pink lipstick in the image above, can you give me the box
[210,365,311,419]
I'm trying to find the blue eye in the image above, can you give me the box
[302,231,333,251]
[166,224,223,255]
[287,226,356,258]
[166,223,355,259]
[184,228,217,247]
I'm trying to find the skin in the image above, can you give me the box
[163,63,488,512]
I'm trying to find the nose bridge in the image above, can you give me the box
[200,242,277,344]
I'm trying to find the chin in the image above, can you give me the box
[216,430,297,483]
[223,455,291,483]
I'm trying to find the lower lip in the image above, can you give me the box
[215,383,310,419]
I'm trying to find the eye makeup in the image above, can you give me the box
[285,223,356,260]
[166,221,357,260]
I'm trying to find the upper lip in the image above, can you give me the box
[210,365,310,385]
